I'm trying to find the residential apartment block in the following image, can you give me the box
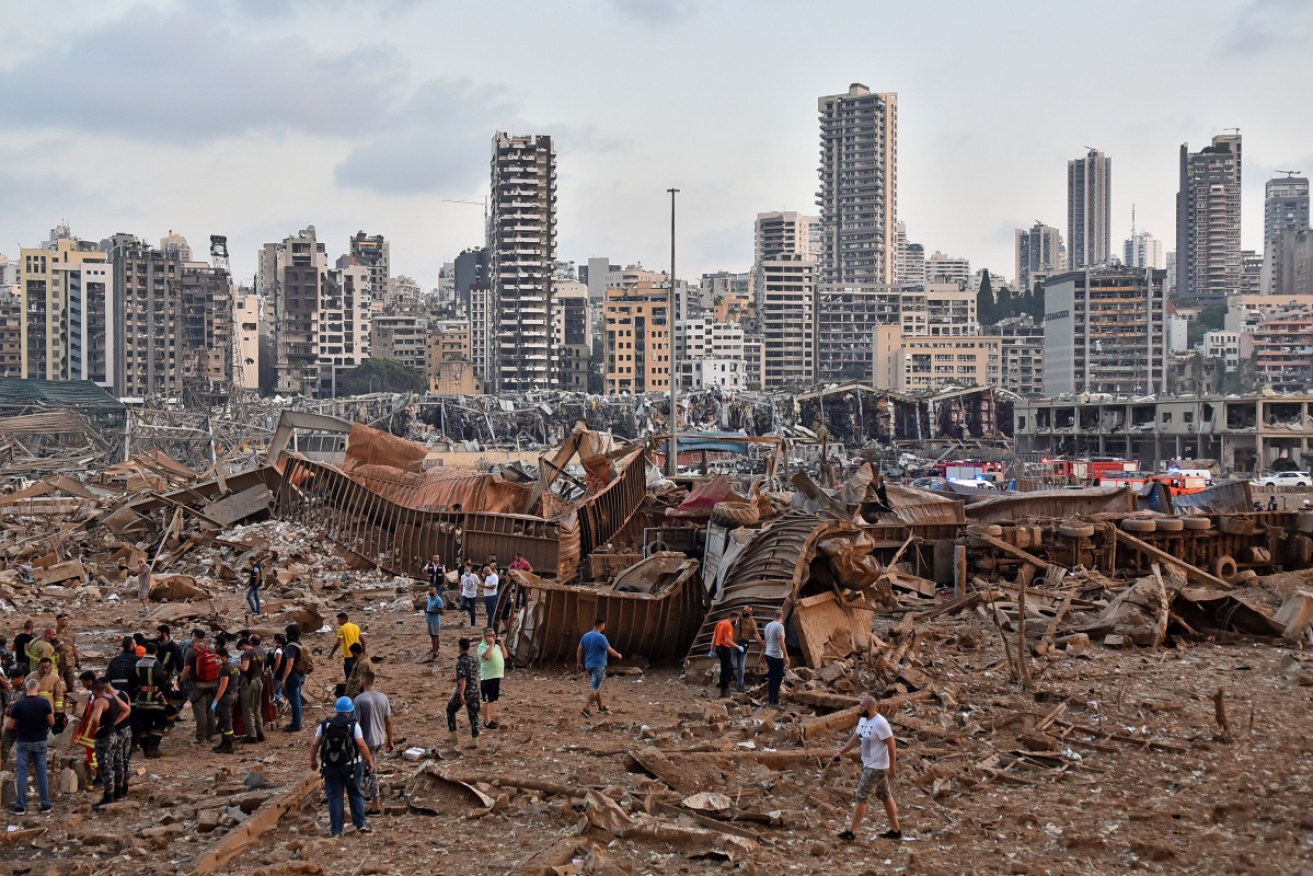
[490,132,557,391]
[759,254,817,388]
[872,325,1000,394]
[818,84,898,286]
[1015,222,1065,293]
[553,280,591,391]
[1042,268,1166,396]
[1265,174,1309,245]
[982,317,1045,398]
[372,314,428,373]
[18,228,113,385]
[1068,149,1112,268]
[0,289,21,377]
[1176,133,1243,300]
[604,282,670,395]
[233,290,261,390]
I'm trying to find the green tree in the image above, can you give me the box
[977,271,995,324]
[335,358,426,396]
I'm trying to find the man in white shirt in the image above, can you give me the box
[459,563,480,627]
[831,692,901,842]
[481,567,501,629]
[762,609,789,707]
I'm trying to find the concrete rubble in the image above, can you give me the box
[2,396,1313,874]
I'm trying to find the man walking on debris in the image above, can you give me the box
[424,582,445,659]
[712,611,741,698]
[446,637,480,744]
[477,626,508,730]
[763,608,789,707]
[136,560,153,613]
[577,618,621,718]
[733,606,764,690]
[459,563,480,627]
[311,696,374,837]
[246,557,264,616]
[330,612,364,682]
[832,693,901,842]
[353,671,393,813]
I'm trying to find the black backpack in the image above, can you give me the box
[321,717,357,769]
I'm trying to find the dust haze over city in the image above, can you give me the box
[3,2,1313,875]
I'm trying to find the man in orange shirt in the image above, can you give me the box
[712,611,741,699]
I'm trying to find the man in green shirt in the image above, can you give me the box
[476,627,508,730]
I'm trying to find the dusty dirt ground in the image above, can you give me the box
[5,563,1313,876]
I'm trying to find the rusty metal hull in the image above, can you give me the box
[576,446,648,555]
[276,456,579,579]
[504,565,707,665]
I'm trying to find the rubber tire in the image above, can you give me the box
[1212,555,1238,580]
[711,501,760,527]
[1058,523,1096,539]
[646,540,670,557]
[1155,517,1184,532]
[1181,517,1212,531]
[1121,518,1157,534]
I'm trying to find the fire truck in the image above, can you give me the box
[1037,457,1137,486]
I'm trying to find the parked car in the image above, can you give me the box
[1257,471,1313,487]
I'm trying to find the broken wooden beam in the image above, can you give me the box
[969,532,1050,570]
[798,689,937,740]
[1113,529,1232,590]
[191,774,320,876]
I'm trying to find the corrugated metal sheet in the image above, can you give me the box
[964,487,1136,522]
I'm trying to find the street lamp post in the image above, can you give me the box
[666,187,680,479]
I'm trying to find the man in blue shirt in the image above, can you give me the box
[576,618,622,718]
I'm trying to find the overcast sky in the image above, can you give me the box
[2,0,1311,288]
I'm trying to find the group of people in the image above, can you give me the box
[2,588,905,843]
[418,551,531,654]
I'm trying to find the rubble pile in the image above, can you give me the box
[4,404,1313,874]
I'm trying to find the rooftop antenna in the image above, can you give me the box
[1275,170,1302,179]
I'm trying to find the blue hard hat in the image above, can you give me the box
[335,696,355,712]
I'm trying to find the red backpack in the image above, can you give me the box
[194,643,221,684]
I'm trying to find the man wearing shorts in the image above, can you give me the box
[424,583,445,658]
[832,692,901,842]
[576,619,621,718]
[477,627,507,730]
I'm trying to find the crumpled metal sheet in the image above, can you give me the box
[1167,480,1253,515]
[883,485,965,525]
[964,487,1136,523]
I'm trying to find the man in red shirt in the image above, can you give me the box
[712,611,741,699]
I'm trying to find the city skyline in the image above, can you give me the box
[2,0,1312,287]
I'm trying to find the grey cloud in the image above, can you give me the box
[233,0,429,18]
[335,82,633,196]
[1222,0,1313,56]
[334,79,518,195]
[609,0,696,24]
[0,5,402,143]
[0,169,83,221]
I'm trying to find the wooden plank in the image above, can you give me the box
[799,689,937,740]
[1113,529,1232,590]
[190,773,320,876]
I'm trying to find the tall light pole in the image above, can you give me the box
[666,187,680,479]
